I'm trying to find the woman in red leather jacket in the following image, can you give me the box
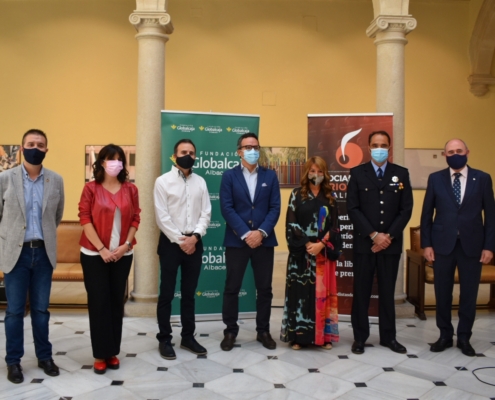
[78,144,141,374]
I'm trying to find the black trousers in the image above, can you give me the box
[434,239,482,341]
[223,246,274,336]
[156,233,203,343]
[80,253,132,359]
[351,253,400,343]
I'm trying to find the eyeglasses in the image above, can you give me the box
[239,145,260,151]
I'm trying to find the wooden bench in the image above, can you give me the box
[0,221,86,307]
[406,226,495,320]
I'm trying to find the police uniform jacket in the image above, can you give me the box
[347,161,413,254]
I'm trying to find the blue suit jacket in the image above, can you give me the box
[220,165,281,248]
[420,166,495,257]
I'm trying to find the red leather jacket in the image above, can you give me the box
[78,181,141,250]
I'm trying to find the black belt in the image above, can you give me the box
[23,240,45,248]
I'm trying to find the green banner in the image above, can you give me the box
[161,111,260,316]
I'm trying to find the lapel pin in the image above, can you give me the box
[392,176,399,182]
[473,178,476,180]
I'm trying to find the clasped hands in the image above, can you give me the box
[100,245,129,263]
[179,235,198,255]
[371,232,392,253]
[423,247,493,264]
[245,230,264,249]
[305,233,329,256]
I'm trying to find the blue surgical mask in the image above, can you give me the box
[371,148,389,164]
[243,149,260,165]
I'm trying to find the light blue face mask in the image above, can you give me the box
[371,148,389,163]
[243,149,260,165]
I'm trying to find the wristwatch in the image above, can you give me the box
[125,241,132,251]
[258,230,267,238]
[193,233,201,241]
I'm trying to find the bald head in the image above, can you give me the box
[444,139,468,155]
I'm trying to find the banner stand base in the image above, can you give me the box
[171,312,257,323]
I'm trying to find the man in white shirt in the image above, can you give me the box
[154,139,212,360]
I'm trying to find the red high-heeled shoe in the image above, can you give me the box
[106,356,120,370]
[94,360,107,374]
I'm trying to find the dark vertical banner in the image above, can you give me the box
[161,111,260,317]
[307,113,393,317]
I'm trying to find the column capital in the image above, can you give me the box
[129,11,174,34]
[366,15,417,39]
[468,74,495,97]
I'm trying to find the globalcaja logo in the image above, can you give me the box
[335,128,364,169]
[227,126,250,135]
[196,290,221,299]
[209,193,219,201]
[174,291,181,299]
[208,221,221,229]
[204,126,223,134]
[238,289,248,298]
[175,124,196,133]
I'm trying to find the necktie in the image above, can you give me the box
[377,168,383,179]
[453,173,461,205]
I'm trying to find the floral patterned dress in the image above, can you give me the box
[280,188,340,346]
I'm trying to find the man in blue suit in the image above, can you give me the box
[421,139,495,356]
[219,133,281,351]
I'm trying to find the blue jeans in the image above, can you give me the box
[4,246,53,365]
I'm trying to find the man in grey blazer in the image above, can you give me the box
[0,129,64,384]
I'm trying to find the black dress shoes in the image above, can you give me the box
[256,332,276,350]
[38,359,60,376]
[181,337,207,355]
[430,338,453,352]
[220,333,236,351]
[159,341,177,360]
[457,340,476,357]
[351,341,365,354]
[380,339,407,354]
[7,364,23,384]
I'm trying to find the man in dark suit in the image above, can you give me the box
[347,131,413,355]
[421,139,495,356]
[219,132,281,351]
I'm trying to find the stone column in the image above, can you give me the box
[125,2,173,317]
[367,15,417,318]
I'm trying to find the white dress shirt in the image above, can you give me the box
[450,165,468,203]
[154,166,212,244]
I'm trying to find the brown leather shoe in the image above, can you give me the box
[220,333,236,351]
[256,332,276,350]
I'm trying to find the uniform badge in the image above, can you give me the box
[392,176,399,182]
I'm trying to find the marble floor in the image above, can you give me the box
[0,306,494,400]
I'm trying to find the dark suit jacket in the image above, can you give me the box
[220,165,281,248]
[420,166,495,257]
[347,161,413,254]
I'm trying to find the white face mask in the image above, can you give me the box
[308,173,324,186]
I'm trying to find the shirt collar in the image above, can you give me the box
[450,165,468,178]
[241,164,259,174]
[21,163,44,180]
[171,164,192,181]
[371,160,387,173]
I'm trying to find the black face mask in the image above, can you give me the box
[23,148,46,165]
[176,154,195,169]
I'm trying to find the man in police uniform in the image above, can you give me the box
[346,131,413,355]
